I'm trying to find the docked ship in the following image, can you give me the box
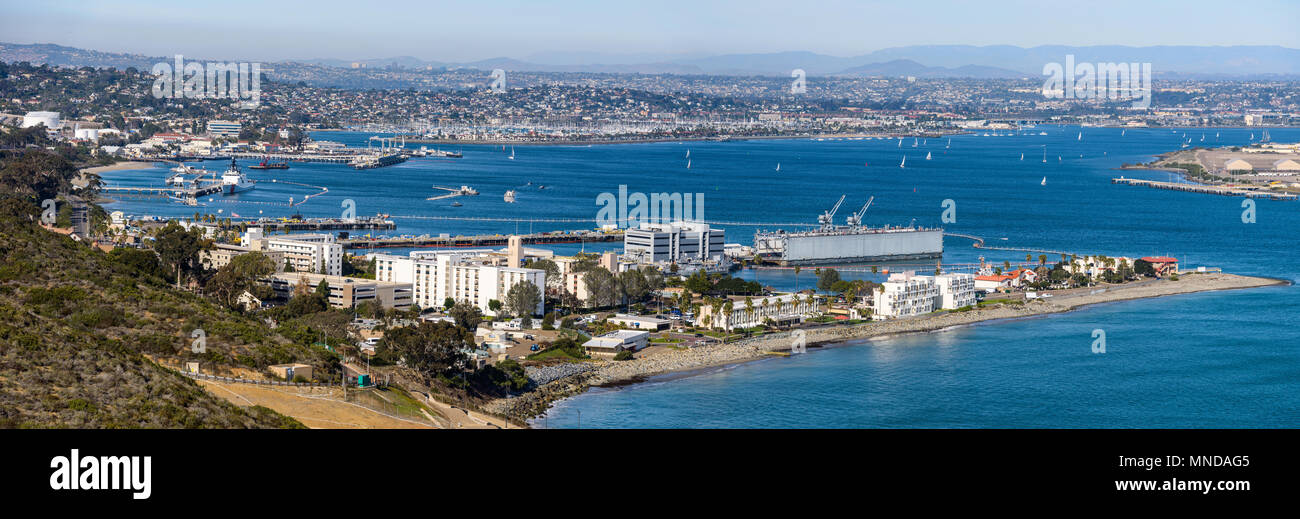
[249,158,289,170]
[221,158,256,195]
[753,196,943,266]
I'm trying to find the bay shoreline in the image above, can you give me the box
[485,272,1289,424]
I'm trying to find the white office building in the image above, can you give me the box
[207,120,242,138]
[624,222,725,264]
[374,249,545,316]
[933,273,976,310]
[873,272,939,318]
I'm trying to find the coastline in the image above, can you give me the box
[80,160,158,174]
[486,272,1288,423]
[344,131,965,147]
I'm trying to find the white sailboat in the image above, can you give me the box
[685,149,690,159]
[1020,153,1024,161]
[1077,131,1082,141]
[912,138,918,148]
[1121,129,1126,136]
[507,146,515,160]
[925,152,931,160]
[686,159,691,169]
[504,190,516,203]
[1041,176,1047,186]
[775,163,781,172]
[1041,146,1047,163]
[946,138,951,149]
[899,155,906,168]
[898,138,902,148]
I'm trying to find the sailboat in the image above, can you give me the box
[1041,177,1047,186]
[925,152,931,160]
[685,149,690,159]
[507,146,515,160]
[775,163,781,172]
[899,155,906,168]
[1041,147,1047,163]
[504,190,516,203]
[898,138,902,148]
[1020,153,1024,161]
[1077,131,1082,141]
[1122,129,1126,137]
[946,138,951,149]
[912,138,918,148]
[686,159,691,169]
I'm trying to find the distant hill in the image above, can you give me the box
[836,59,1025,79]
[4,41,1298,79]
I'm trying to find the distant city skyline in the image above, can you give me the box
[1,0,1297,63]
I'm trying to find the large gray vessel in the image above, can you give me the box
[753,196,943,266]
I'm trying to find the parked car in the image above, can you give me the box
[530,344,539,352]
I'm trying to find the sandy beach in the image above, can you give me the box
[486,272,1288,421]
[80,161,158,174]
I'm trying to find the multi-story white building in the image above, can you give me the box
[873,272,939,318]
[698,293,817,331]
[624,222,725,264]
[374,249,546,316]
[933,273,976,310]
[249,232,344,276]
[206,120,242,138]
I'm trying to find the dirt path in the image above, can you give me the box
[198,380,438,429]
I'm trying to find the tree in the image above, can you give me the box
[448,301,482,331]
[505,280,542,318]
[443,297,456,310]
[793,266,802,292]
[383,321,471,378]
[528,258,562,294]
[583,267,619,308]
[487,299,503,314]
[0,150,81,202]
[153,221,211,286]
[619,269,649,304]
[205,251,275,308]
[817,268,841,291]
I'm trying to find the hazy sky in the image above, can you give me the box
[2,0,1297,62]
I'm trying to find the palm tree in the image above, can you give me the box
[793,266,802,292]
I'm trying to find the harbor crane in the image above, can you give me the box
[818,195,846,231]
[845,196,874,228]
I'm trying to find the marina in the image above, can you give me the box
[340,229,623,249]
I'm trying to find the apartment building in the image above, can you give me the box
[933,273,976,310]
[873,272,939,318]
[265,272,411,310]
[244,230,344,276]
[373,249,546,316]
[201,243,286,272]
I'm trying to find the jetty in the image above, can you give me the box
[1112,177,1297,200]
[427,185,479,201]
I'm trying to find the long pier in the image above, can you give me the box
[240,217,396,232]
[101,182,224,198]
[1112,177,1297,200]
[341,230,624,249]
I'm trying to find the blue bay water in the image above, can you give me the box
[98,126,1300,427]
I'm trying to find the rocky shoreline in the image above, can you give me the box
[485,273,1287,423]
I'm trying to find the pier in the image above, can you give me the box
[239,216,396,233]
[427,185,479,201]
[1112,177,1297,200]
[341,229,624,249]
[101,182,224,198]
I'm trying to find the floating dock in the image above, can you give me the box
[1112,177,1297,200]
